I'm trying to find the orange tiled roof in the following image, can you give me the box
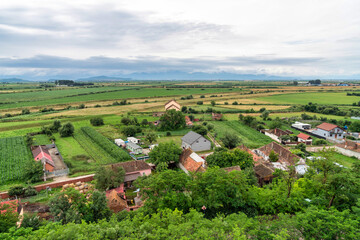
[316,122,339,131]
[297,133,312,140]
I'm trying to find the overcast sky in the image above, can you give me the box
[0,0,360,79]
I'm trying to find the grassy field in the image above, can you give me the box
[314,152,358,168]
[212,121,273,148]
[54,133,94,176]
[0,136,33,184]
[257,92,359,105]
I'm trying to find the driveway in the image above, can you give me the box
[48,148,67,170]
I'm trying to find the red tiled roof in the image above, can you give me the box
[110,160,151,173]
[316,122,339,131]
[257,142,300,165]
[297,133,312,140]
[0,199,18,214]
[31,145,55,167]
[238,145,264,165]
[179,148,206,173]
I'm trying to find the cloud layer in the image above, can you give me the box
[0,0,359,79]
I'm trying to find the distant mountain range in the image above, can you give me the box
[2,71,358,82]
[0,78,31,83]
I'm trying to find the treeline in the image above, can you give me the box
[347,92,360,96]
[81,127,131,162]
[55,80,94,86]
[1,207,358,239]
[299,102,360,117]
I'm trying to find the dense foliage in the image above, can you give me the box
[94,166,125,191]
[206,147,253,169]
[90,117,104,126]
[159,109,186,130]
[148,142,182,166]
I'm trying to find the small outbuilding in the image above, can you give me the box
[297,133,312,145]
[126,142,143,154]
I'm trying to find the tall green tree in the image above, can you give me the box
[159,110,186,130]
[206,148,253,169]
[85,191,111,222]
[221,132,241,149]
[148,142,182,166]
[94,166,125,191]
[49,188,87,224]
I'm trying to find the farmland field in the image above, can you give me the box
[257,92,359,105]
[0,87,242,110]
[0,136,33,184]
[212,121,273,148]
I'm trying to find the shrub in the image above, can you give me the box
[78,104,85,109]
[90,117,104,126]
[22,109,30,115]
[314,139,327,146]
[23,186,37,197]
[166,131,171,136]
[60,123,75,137]
[8,185,25,197]
[197,101,203,105]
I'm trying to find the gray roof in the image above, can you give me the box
[181,131,204,145]
[126,142,142,150]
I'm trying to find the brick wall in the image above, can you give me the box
[0,175,94,200]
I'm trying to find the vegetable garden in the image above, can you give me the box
[74,127,130,164]
[0,136,33,184]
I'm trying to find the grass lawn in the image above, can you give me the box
[257,92,359,105]
[212,121,273,148]
[54,133,95,176]
[314,152,358,168]
[33,134,51,145]
[156,135,182,147]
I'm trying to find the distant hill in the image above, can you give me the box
[76,76,132,81]
[0,78,30,83]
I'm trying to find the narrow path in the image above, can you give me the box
[207,133,221,148]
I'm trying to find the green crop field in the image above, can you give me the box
[314,152,358,168]
[212,121,273,148]
[257,92,359,105]
[0,136,33,184]
[0,87,241,110]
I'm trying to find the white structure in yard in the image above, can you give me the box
[312,123,344,140]
[115,139,125,147]
[291,121,311,130]
[127,137,140,144]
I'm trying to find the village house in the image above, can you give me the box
[262,128,293,143]
[178,148,206,174]
[336,139,360,159]
[254,142,306,174]
[222,165,241,173]
[185,116,193,126]
[110,160,152,188]
[152,112,164,117]
[107,189,128,213]
[126,142,142,155]
[238,145,264,166]
[312,122,344,140]
[164,100,181,111]
[31,145,55,173]
[254,163,275,187]
[212,112,223,121]
[297,133,312,145]
[181,131,211,152]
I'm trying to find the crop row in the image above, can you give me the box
[80,127,131,163]
[0,136,33,184]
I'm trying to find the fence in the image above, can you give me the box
[129,154,150,161]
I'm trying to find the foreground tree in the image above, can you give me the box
[221,132,241,149]
[23,160,43,183]
[134,170,191,213]
[148,142,182,166]
[206,148,253,169]
[94,166,125,191]
[49,188,87,224]
[85,191,112,223]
